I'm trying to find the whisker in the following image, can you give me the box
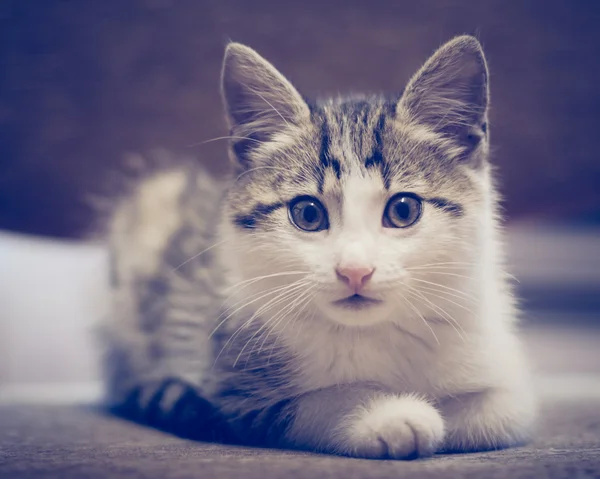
[416,284,478,312]
[265,291,316,365]
[234,287,304,346]
[171,238,229,272]
[405,287,467,341]
[224,271,310,293]
[187,135,265,148]
[406,262,476,269]
[394,290,440,345]
[220,276,310,317]
[414,283,478,305]
[253,286,316,365]
[219,281,301,322]
[211,279,311,338]
[234,286,312,367]
[409,277,477,300]
[268,289,317,364]
[408,270,472,280]
[211,281,310,366]
[221,276,312,318]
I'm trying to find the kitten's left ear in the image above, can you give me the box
[221,43,310,167]
[398,36,489,163]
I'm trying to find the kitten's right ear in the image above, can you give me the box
[397,36,489,165]
[221,43,310,166]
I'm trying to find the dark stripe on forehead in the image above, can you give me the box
[427,198,464,217]
[319,119,341,178]
[364,113,385,169]
[233,201,284,229]
[365,112,392,189]
[316,118,342,193]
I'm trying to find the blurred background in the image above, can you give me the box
[0,0,599,395]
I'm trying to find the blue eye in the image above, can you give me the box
[288,196,329,232]
[383,193,422,228]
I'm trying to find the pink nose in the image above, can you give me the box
[336,266,375,293]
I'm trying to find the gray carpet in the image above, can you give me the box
[0,396,599,479]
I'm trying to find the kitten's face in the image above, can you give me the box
[220,37,490,328]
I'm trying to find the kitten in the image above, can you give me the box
[103,35,536,459]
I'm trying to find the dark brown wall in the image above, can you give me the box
[1,0,600,238]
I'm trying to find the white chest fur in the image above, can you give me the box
[280,316,491,399]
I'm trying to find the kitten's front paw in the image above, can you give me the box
[338,395,445,459]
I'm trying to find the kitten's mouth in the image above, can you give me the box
[333,294,382,310]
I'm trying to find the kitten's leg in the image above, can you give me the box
[112,378,237,443]
[439,386,536,452]
[250,384,445,459]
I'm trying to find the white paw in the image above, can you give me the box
[337,394,445,459]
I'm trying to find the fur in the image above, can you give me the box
[102,36,536,458]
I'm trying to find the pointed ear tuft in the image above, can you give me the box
[221,43,310,167]
[398,35,489,161]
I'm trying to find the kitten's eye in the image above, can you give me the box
[383,193,422,228]
[288,196,329,232]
